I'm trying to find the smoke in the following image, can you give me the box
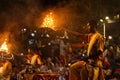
[0,0,80,34]
[0,0,44,52]
[0,0,82,52]
[0,0,39,30]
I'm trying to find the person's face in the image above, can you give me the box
[87,22,96,33]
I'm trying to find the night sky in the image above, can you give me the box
[0,0,70,31]
[0,0,120,37]
[0,0,69,11]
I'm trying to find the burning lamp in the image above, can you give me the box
[0,41,8,52]
[0,40,13,60]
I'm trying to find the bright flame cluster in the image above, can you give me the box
[0,40,8,52]
[41,12,55,30]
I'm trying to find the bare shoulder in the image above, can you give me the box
[71,61,86,68]
[96,32,104,39]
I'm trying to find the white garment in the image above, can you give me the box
[59,76,66,80]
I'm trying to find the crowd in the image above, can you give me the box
[10,38,120,80]
[0,21,120,80]
[10,47,70,80]
[0,39,120,80]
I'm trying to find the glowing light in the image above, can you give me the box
[68,63,71,66]
[105,16,109,20]
[0,40,8,52]
[21,28,27,32]
[31,33,35,37]
[41,12,55,30]
[108,36,112,40]
[0,67,3,74]
[100,19,103,22]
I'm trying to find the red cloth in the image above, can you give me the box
[115,68,120,73]
[105,61,110,67]
[60,54,66,65]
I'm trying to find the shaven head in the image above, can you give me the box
[87,20,97,33]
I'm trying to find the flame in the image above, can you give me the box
[41,12,55,30]
[0,40,8,52]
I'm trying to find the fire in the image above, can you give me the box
[41,12,55,30]
[0,40,8,52]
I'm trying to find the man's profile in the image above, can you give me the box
[69,20,105,80]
